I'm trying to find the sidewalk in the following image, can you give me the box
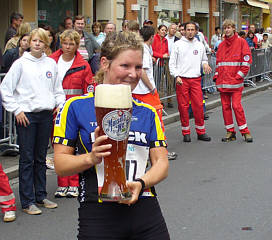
[1,81,272,179]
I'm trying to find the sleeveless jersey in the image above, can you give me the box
[53,92,166,203]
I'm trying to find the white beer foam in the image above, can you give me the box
[95,84,132,108]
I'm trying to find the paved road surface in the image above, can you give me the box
[1,89,272,240]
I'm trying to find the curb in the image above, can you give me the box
[4,82,272,180]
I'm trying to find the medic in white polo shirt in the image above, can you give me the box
[169,21,212,143]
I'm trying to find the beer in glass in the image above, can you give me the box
[95,84,132,201]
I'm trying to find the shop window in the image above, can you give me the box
[158,10,180,25]
[38,0,77,31]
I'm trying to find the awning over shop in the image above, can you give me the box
[246,0,270,9]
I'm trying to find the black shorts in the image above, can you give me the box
[78,197,170,240]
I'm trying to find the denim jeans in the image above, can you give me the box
[16,110,53,208]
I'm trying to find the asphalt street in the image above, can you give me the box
[1,89,272,240]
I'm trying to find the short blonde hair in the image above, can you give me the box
[29,28,50,48]
[223,19,236,29]
[16,22,31,37]
[60,29,80,45]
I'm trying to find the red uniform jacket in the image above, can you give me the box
[50,49,94,100]
[152,34,169,59]
[214,33,252,92]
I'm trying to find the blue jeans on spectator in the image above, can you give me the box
[16,110,53,209]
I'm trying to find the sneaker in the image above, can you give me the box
[222,132,236,142]
[168,152,177,161]
[37,199,58,209]
[55,187,68,198]
[3,211,16,222]
[23,204,42,215]
[66,186,79,198]
[46,156,54,170]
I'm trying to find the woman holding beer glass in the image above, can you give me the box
[53,31,170,239]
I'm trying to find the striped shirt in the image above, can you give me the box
[78,37,89,61]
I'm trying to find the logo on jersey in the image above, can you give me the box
[193,50,198,55]
[87,85,94,93]
[46,71,52,79]
[128,131,147,144]
[102,110,131,141]
[89,122,97,127]
[244,55,250,61]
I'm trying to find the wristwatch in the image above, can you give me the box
[135,178,145,195]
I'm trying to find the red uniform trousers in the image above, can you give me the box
[0,164,16,213]
[176,77,206,136]
[58,175,79,187]
[220,91,250,135]
[132,90,165,134]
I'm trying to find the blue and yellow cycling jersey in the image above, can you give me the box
[53,92,166,203]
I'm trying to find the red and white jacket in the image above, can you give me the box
[50,49,95,100]
[214,33,252,92]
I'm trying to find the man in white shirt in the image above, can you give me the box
[211,26,221,49]
[165,23,180,55]
[133,26,177,160]
[132,26,162,126]
[169,21,212,142]
[165,23,180,108]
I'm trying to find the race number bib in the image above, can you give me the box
[96,143,149,187]
[125,144,149,182]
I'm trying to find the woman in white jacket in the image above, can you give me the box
[0,28,65,215]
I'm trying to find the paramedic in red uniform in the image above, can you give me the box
[214,19,253,143]
[169,21,212,142]
[0,164,16,222]
[50,29,94,198]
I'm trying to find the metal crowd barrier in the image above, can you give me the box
[153,47,272,115]
[245,48,272,86]
[0,73,19,156]
[202,53,217,92]
[153,58,176,116]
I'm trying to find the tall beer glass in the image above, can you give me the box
[95,84,132,201]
